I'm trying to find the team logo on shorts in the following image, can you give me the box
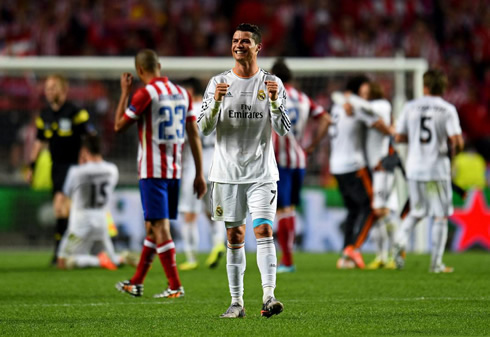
[216,205,223,217]
[257,90,266,101]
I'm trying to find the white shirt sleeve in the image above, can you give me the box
[62,166,77,198]
[197,77,221,136]
[446,106,462,137]
[355,108,379,127]
[270,80,291,136]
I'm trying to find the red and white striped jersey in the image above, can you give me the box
[273,85,325,169]
[124,77,194,179]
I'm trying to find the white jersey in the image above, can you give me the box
[329,104,378,174]
[63,160,119,211]
[273,85,325,169]
[396,96,462,181]
[365,99,392,169]
[198,69,291,184]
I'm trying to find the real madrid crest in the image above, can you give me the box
[257,89,266,101]
[216,205,223,217]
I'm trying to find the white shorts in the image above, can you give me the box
[210,182,277,225]
[408,179,453,218]
[372,170,396,209]
[58,210,114,258]
[178,146,213,214]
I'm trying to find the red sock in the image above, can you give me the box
[286,215,296,266]
[277,216,291,266]
[130,238,156,284]
[157,240,181,290]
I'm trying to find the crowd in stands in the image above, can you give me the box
[1,0,489,178]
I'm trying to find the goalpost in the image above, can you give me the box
[0,56,429,252]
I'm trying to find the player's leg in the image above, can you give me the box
[213,183,247,318]
[275,167,293,270]
[51,163,72,265]
[179,212,200,270]
[248,182,283,318]
[429,180,453,273]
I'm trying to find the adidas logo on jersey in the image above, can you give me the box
[225,92,233,97]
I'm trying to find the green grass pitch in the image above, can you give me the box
[1,251,489,336]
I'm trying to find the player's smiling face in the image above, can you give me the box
[231,31,261,62]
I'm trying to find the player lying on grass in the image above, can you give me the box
[57,135,137,270]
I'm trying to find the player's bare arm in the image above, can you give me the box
[395,133,408,143]
[449,134,464,156]
[114,73,134,133]
[372,119,395,136]
[185,120,207,199]
[305,113,331,154]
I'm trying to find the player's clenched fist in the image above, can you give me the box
[265,80,279,101]
[120,73,133,93]
[214,83,230,101]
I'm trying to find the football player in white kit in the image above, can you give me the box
[57,135,121,270]
[394,69,464,273]
[198,23,290,318]
[178,78,225,271]
[343,82,401,269]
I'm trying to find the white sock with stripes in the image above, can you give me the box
[256,237,277,302]
[226,241,246,307]
[431,218,448,269]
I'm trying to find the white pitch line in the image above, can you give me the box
[1,297,488,308]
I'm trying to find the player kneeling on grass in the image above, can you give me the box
[57,135,135,270]
[393,69,464,273]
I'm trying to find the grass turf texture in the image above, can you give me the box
[0,251,489,336]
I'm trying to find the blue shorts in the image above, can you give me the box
[277,167,305,208]
[139,179,180,221]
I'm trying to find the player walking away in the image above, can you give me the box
[270,59,330,273]
[27,74,92,265]
[114,49,207,298]
[178,77,226,271]
[329,76,393,269]
[393,69,463,273]
[198,23,290,318]
[346,82,401,269]
[57,135,126,270]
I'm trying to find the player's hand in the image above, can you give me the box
[343,102,353,116]
[120,73,133,93]
[214,83,229,102]
[194,174,207,199]
[388,125,396,136]
[265,80,279,101]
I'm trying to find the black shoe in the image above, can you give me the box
[261,297,284,318]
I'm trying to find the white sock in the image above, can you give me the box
[385,212,399,257]
[210,221,225,247]
[395,215,419,250]
[74,255,100,268]
[372,219,388,262]
[431,218,448,268]
[256,237,276,303]
[226,241,246,307]
[181,219,199,263]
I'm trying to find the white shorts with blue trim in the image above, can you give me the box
[210,181,277,225]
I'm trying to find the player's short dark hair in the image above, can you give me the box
[135,49,159,72]
[271,58,292,83]
[368,82,384,100]
[181,77,204,96]
[346,75,370,94]
[236,23,262,44]
[423,69,448,95]
[82,134,101,155]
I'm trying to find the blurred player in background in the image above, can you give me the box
[329,76,393,269]
[394,69,464,273]
[27,74,92,265]
[178,77,225,271]
[114,49,206,298]
[343,82,401,269]
[57,135,126,270]
[270,58,330,273]
[198,23,290,318]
